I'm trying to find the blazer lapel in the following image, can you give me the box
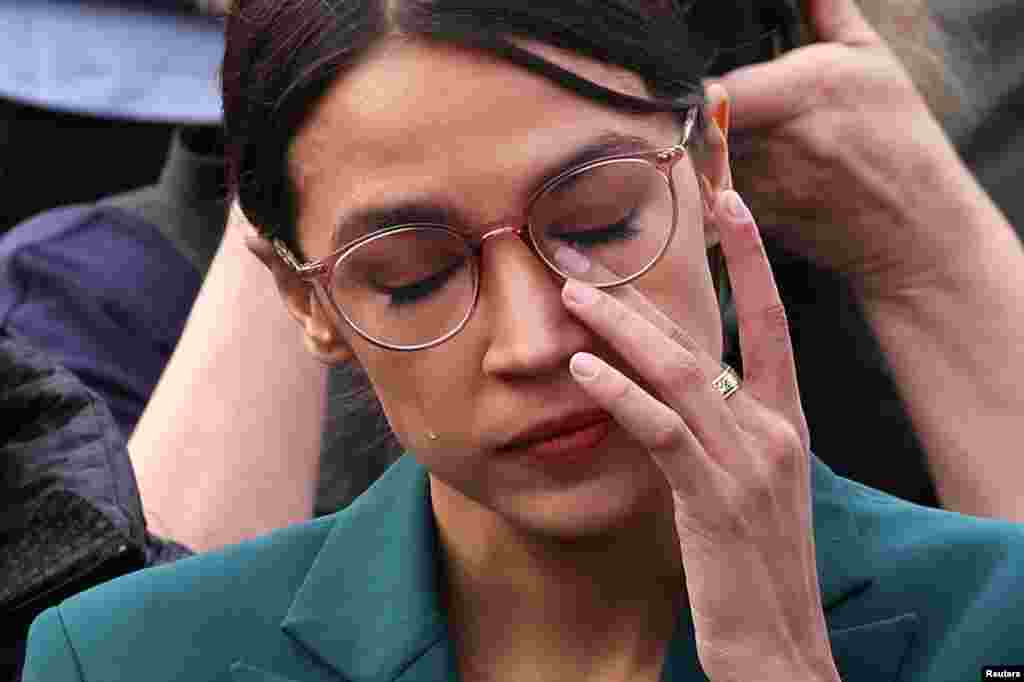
[280,456,456,682]
[661,456,918,682]
[241,455,916,682]
[230,662,315,682]
[808,458,918,681]
[829,613,919,681]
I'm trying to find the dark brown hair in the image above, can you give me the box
[221,1,801,494]
[221,0,798,253]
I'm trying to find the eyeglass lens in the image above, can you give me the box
[330,159,673,348]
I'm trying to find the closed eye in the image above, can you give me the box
[545,208,641,248]
[375,259,466,307]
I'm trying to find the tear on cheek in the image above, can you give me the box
[554,246,592,275]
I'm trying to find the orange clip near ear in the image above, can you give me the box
[711,100,730,139]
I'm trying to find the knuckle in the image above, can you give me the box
[603,369,636,406]
[648,417,689,454]
[741,302,792,351]
[758,302,791,338]
[660,351,706,390]
[741,465,778,512]
[667,324,698,352]
[810,52,855,106]
[734,228,768,260]
[759,417,806,477]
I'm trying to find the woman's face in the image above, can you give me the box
[287,37,728,538]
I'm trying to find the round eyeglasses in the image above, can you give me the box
[273,108,698,351]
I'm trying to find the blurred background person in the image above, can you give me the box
[0,0,224,233]
[0,332,191,681]
[0,0,324,557]
[0,4,226,679]
[0,0,228,437]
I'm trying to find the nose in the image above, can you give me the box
[476,226,591,378]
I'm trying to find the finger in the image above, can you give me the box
[556,249,718,368]
[562,278,746,464]
[713,53,819,131]
[803,0,878,45]
[715,191,800,414]
[568,351,726,498]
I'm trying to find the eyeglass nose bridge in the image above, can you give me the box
[473,222,567,287]
[477,223,529,245]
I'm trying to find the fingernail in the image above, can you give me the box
[563,279,599,306]
[722,190,751,223]
[570,352,601,380]
[554,246,592,275]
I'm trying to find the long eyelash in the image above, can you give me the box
[384,260,463,306]
[564,222,640,246]
[547,208,641,246]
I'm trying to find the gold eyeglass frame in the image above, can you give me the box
[272,106,699,352]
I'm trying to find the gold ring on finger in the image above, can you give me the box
[712,363,742,401]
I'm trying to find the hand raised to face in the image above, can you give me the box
[561,190,840,682]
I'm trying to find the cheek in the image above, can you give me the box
[356,343,482,452]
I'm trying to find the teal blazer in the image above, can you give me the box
[23,455,1024,682]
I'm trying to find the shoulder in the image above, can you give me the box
[830,475,1024,675]
[1,203,156,262]
[840,474,1024,564]
[0,203,197,321]
[0,205,202,432]
[0,202,192,281]
[0,205,96,258]
[24,515,338,682]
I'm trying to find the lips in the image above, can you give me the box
[500,409,613,452]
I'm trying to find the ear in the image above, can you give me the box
[240,220,354,365]
[696,83,732,249]
[275,270,355,365]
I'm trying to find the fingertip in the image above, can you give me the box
[718,190,753,226]
[716,191,763,261]
[569,352,602,382]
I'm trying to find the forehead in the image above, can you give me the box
[288,38,677,235]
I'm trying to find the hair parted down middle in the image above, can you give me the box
[221,0,804,255]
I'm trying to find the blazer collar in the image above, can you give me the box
[279,455,909,682]
[282,456,454,682]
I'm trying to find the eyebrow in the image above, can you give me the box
[328,131,657,248]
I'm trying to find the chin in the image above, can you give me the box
[428,430,674,545]
[495,441,672,541]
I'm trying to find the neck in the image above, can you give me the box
[431,477,683,682]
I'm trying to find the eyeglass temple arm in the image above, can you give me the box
[272,238,303,271]
[655,106,700,166]
[678,106,699,150]
[272,238,328,277]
